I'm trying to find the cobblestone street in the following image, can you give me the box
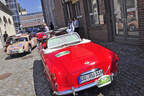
[0,41,144,96]
[34,41,144,96]
[0,48,40,96]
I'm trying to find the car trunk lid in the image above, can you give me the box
[47,43,110,73]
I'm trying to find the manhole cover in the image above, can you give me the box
[0,73,12,80]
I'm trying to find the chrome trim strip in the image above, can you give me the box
[105,65,111,74]
[54,74,114,96]
[54,81,98,95]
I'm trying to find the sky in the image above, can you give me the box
[18,0,42,13]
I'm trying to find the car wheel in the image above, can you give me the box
[129,24,136,32]
[37,43,40,47]
[28,45,32,53]
[9,54,14,58]
[47,80,56,96]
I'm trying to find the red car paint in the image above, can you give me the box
[39,41,119,94]
[36,32,48,40]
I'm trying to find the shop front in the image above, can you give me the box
[62,0,85,37]
[112,0,140,44]
[61,0,142,44]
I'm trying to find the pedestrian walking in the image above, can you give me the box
[3,31,8,42]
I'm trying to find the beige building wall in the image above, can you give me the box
[0,9,16,48]
[20,12,45,28]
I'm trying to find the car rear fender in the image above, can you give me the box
[111,54,119,73]
[43,56,70,91]
[24,42,29,52]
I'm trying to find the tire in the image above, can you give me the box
[47,80,56,96]
[129,24,136,32]
[37,42,40,47]
[9,54,14,58]
[28,45,32,53]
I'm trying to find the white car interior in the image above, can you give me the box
[42,32,91,54]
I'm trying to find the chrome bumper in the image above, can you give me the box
[8,49,25,54]
[54,73,114,96]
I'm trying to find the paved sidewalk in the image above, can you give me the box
[0,48,40,96]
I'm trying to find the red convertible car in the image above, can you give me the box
[39,33,119,96]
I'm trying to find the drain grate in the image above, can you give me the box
[0,73,12,80]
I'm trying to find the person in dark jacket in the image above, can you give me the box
[49,22,54,30]
[74,17,79,34]
[3,31,8,42]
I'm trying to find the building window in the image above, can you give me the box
[87,0,104,26]
[0,18,2,24]
[126,0,139,36]
[8,18,12,24]
[3,16,7,24]
[72,1,81,18]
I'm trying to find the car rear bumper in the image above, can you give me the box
[8,49,25,54]
[54,73,114,95]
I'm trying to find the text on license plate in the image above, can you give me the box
[78,69,103,84]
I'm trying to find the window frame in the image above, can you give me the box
[87,0,104,26]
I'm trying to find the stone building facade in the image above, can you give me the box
[0,1,16,48]
[19,12,45,29]
[41,0,66,28]
[42,0,144,45]
[6,0,21,32]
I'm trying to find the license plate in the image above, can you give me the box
[78,69,103,84]
[43,36,47,38]
[10,49,18,54]
[97,75,111,88]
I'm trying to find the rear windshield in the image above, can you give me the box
[47,32,81,49]
[15,37,28,42]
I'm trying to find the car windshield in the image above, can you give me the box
[47,32,81,49]
[15,37,28,42]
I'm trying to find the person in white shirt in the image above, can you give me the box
[66,19,75,34]
[43,24,49,32]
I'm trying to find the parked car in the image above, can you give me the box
[36,32,48,41]
[36,27,68,47]
[39,32,119,96]
[4,36,15,52]
[6,34,37,56]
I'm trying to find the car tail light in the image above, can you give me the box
[111,54,119,73]
[43,36,47,39]
[51,73,56,80]
[115,54,119,62]
[55,83,58,89]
